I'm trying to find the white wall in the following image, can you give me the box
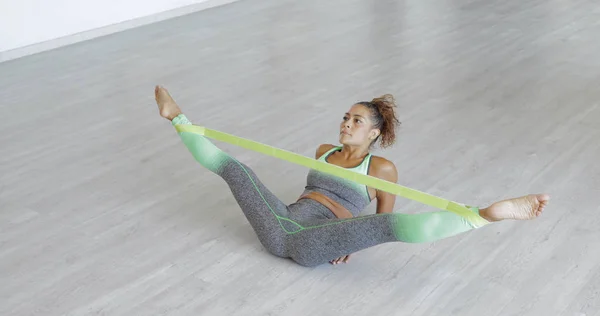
[0,0,235,61]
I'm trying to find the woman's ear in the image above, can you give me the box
[370,129,380,140]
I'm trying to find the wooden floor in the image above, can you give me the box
[1,0,599,315]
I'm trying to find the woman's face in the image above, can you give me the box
[339,104,379,147]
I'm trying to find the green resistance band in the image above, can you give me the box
[175,124,490,227]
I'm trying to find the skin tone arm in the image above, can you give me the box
[370,157,399,214]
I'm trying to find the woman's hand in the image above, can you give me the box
[330,254,351,264]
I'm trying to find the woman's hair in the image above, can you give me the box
[357,94,401,148]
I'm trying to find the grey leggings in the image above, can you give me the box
[173,114,483,267]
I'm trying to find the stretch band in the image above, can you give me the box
[175,124,489,227]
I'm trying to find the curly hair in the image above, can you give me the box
[357,94,401,148]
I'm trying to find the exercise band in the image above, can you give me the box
[174,124,489,227]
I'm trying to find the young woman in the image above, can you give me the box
[154,85,550,267]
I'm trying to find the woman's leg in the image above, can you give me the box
[286,194,549,267]
[285,208,482,267]
[156,86,295,257]
[177,114,304,256]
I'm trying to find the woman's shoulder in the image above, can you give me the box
[315,144,337,158]
[368,155,398,181]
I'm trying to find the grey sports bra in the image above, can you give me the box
[300,146,372,216]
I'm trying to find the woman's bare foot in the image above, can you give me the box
[480,194,550,222]
[155,85,182,121]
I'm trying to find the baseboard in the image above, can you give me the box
[0,0,239,63]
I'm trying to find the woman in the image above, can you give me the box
[154,85,550,267]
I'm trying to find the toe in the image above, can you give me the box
[538,193,550,202]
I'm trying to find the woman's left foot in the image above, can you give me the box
[155,85,182,121]
[480,194,550,222]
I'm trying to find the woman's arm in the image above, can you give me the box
[371,157,399,214]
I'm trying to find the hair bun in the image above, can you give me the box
[371,94,395,108]
[370,94,400,148]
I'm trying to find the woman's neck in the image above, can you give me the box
[338,144,370,160]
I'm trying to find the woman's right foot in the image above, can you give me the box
[480,194,550,222]
[155,85,182,121]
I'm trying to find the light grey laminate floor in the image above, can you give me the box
[1,0,599,315]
